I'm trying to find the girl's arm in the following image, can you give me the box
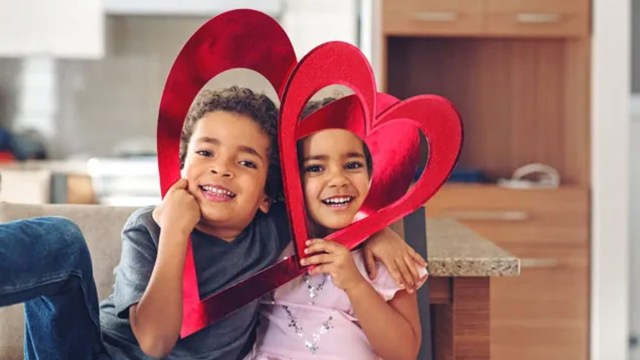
[129,179,200,358]
[346,281,421,360]
[303,239,421,360]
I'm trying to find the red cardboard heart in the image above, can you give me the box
[176,42,462,332]
[154,9,297,337]
[278,41,463,259]
[156,10,462,338]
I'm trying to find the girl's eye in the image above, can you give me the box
[345,161,365,170]
[239,160,257,169]
[304,164,324,173]
[196,149,213,157]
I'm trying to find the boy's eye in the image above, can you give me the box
[345,161,365,170]
[304,164,324,173]
[196,149,213,157]
[239,160,257,169]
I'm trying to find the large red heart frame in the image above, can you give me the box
[156,9,463,338]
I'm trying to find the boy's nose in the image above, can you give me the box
[210,161,233,178]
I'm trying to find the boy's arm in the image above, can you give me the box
[362,226,428,292]
[129,179,200,358]
[129,227,190,358]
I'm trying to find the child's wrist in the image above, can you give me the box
[344,276,370,296]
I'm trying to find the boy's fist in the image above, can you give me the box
[152,178,200,235]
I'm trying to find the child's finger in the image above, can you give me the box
[300,253,334,266]
[364,250,377,280]
[304,239,339,255]
[408,247,427,267]
[169,178,188,193]
[395,257,415,292]
[387,263,405,289]
[403,253,420,285]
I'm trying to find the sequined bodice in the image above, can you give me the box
[254,249,399,360]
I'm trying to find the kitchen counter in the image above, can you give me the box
[427,218,520,277]
[401,212,520,360]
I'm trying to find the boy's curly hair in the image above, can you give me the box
[180,86,282,201]
[300,97,373,174]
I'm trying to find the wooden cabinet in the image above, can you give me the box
[381,1,592,358]
[486,0,590,37]
[383,0,484,37]
[382,0,590,37]
[425,184,589,360]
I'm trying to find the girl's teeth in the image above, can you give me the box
[323,197,352,205]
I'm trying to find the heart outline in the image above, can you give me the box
[155,9,297,337]
[156,10,462,338]
[278,41,463,260]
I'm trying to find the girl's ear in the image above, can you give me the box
[258,193,271,214]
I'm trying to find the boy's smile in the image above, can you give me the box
[182,111,271,240]
[301,129,370,237]
[199,184,236,202]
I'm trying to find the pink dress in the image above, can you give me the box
[248,246,427,360]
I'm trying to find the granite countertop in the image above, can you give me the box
[426,218,520,277]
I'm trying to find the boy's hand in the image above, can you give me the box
[152,178,200,235]
[363,228,427,293]
[301,239,366,292]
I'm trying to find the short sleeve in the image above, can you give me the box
[368,261,428,301]
[111,206,159,318]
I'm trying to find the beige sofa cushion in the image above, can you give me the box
[0,202,138,360]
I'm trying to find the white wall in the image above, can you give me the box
[630,94,640,359]
[0,0,103,58]
[591,0,631,358]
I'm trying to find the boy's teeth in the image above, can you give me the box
[202,186,235,197]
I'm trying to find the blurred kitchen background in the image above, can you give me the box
[0,0,362,206]
[0,0,636,359]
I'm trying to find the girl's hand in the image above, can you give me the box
[363,228,428,294]
[152,178,200,236]
[301,239,366,292]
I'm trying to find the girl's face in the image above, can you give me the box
[300,129,370,237]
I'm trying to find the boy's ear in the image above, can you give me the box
[258,193,271,214]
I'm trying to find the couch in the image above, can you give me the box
[0,202,138,360]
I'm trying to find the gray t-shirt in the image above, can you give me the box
[99,203,290,360]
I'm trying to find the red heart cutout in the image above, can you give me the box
[156,10,461,338]
[155,9,297,337]
[183,42,462,330]
[296,93,422,219]
[279,41,463,259]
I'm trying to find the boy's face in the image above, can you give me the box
[300,129,370,236]
[182,111,271,238]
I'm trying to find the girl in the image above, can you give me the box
[251,101,427,360]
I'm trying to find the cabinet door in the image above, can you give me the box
[485,0,590,37]
[383,0,484,37]
[425,184,589,360]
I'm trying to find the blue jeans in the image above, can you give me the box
[0,216,107,360]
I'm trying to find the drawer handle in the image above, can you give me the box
[441,210,529,221]
[412,11,458,22]
[515,13,562,24]
[520,258,561,269]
